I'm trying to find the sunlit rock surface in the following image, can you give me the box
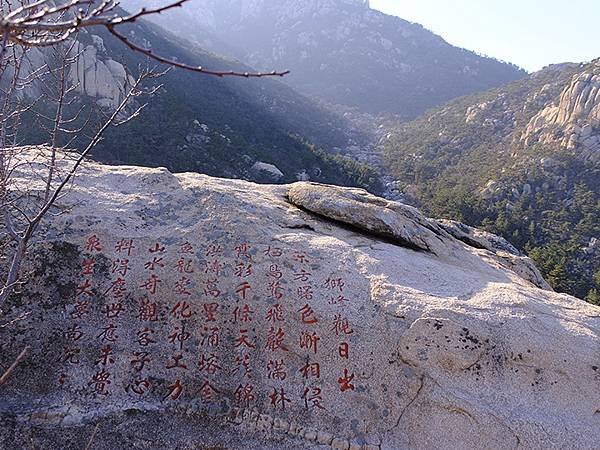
[522,61,600,159]
[1,149,599,449]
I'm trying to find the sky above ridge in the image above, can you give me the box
[370,0,599,72]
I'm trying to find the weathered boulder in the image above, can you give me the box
[1,150,599,449]
[288,182,449,254]
[251,161,285,181]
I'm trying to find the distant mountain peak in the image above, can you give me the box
[196,0,371,21]
[128,0,525,117]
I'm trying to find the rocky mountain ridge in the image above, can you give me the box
[521,61,600,159]
[9,15,381,190]
[127,0,526,118]
[444,60,600,161]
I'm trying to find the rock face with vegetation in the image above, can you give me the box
[383,59,600,301]
[127,0,526,119]
[521,63,600,159]
[1,151,599,449]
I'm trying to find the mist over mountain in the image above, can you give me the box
[127,0,527,119]
[14,14,380,190]
[4,3,600,448]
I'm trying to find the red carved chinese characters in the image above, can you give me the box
[138,298,158,322]
[115,239,135,256]
[198,353,221,375]
[302,387,325,410]
[234,384,255,407]
[338,368,355,392]
[267,359,287,381]
[266,327,288,352]
[331,315,354,336]
[65,236,362,412]
[299,331,320,354]
[269,388,291,410]
[85,235,102,253]
[298,304,318,324]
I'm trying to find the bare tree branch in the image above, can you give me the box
[0,66,159,311]
[106,26,290,78]
[0,0,290,77]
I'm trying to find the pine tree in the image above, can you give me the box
[585,289,600,306]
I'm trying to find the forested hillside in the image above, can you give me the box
[384,61,600,301]
[13,15,380,191]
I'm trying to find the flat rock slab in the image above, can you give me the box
[1,151,599,449]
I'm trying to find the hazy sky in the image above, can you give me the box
[370,0,599,72]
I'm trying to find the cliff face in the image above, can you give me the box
[1,148,599,449]
[436,60,600,161]
[2,34,132,110]
[67,37,135,110]
[522,61,600,159]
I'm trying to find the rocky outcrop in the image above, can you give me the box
[68,36,135,109]
[288,183,450,254]
[251,162,285,181]
[464,93,515,131]
[436,220,552,290]
[1,149,599,449]
[521,60,600,159]
[3,35,134,110]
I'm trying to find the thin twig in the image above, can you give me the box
[0,345,31,386]
[84,422,101,450]
[0,311,31,329]
[0,0,290,77]
[107,26,290,78]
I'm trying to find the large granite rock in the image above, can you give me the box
[68,38,135,109]
[521,60,600,159]
[3,36,134,110]
[435,219,552,291]
[1,150,599,449]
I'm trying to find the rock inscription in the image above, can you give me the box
[61,234,361,419]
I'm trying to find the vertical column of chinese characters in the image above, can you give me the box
[227,242,256,408]
[196,241,222,406]
[60,234,103,387]
[262,245,291,411]
[161,240,196,401]
[92,238,135,397]
[125,240,162,398]
[88,237,128,397]
[228,242,256,408]
[293,251,324,412]
[190,242,224,405]
[148,242,188,400]
[325,275,355,395]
